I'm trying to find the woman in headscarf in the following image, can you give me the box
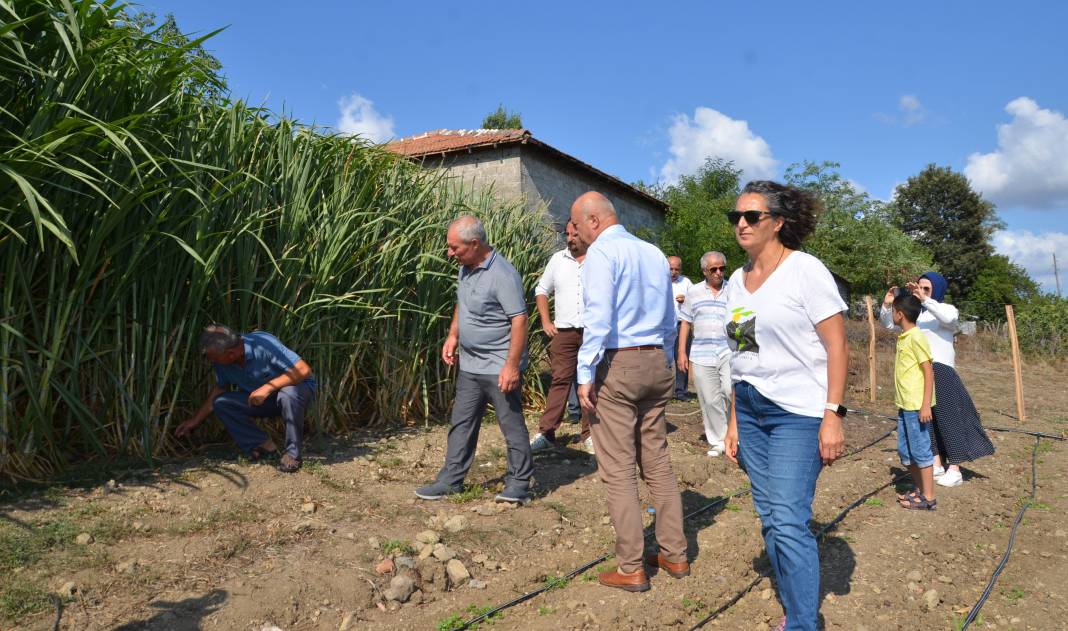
[880,272,995,486]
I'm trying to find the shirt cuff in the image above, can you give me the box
[534,287,550,297]
[576,366,593,384]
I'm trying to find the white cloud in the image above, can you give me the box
[993,229,1068,294]
[874,94,926,126]
[965,97,1068,209]
[336,93,395,143]
[899,94,925,126]
[659,107,777,184]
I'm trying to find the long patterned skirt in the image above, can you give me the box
[930,362,995,464]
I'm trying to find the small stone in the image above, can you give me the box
[923,589,940,610]
[418,545,435,560]
[367,536,380,548]
[260,625,284,631]
[409,590,424,605]
[383,575,416,603]
[469,579,487,589]
[446,559,470,586]
[872,585,882,594]
[906,570,923,582]
[339,613,356,631]
[375,558,395,574]
[472,553,488,565]
[116,559,139,574]
[417,558,443,587]
[415,530,440,545]
[907,582,922,593]
[760,588,773,600]
[432,544,456,561]
[443,515,468,533]
[601,516,612,525]
[75,533,93,545]
[106,479,119,490]
[57,581,78,597]
[938,575,953,584]
[1054,529,1067,538]
[910,533,921,539]
[301,502,317,514]
[824,593,836,603]
[395,556,416,570]
[476,504,495,516]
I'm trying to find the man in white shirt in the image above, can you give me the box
[573,192,688,593]
[531,221,593,454]
[668,256,694,400]
[678,252,731,457]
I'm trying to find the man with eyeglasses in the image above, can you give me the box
[677,252,732,457]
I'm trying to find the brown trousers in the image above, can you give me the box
[538,328,591,441]
[590,347,686,573]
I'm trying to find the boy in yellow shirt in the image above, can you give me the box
[893,294,937,510]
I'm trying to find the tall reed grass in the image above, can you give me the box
[0,0,556,479]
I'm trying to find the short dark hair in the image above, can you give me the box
[740,180,822,249]
[892,294,922,324]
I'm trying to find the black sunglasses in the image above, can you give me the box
[705,265,727,273]
[726,210,773,226]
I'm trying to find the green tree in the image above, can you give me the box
[785,161,933,296]
[481,104,523,129]
[643,158,744,280]
[961,255,1041,322]
[118,11,229,101]
[889,164,1004,299]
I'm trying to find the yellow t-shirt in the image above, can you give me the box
[895,327,936,410]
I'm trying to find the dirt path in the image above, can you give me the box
[3,351,1066,631]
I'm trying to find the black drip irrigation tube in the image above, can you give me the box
[456,422,897,630]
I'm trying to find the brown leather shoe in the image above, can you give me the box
[643,551,690,578]
[598,568,650,592]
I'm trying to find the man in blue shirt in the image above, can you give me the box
[175,325,316,472]
[572,191,688,593]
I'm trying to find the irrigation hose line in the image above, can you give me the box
[848,406,1066,441]
[457,423,897,630]
[960,434,1042,631]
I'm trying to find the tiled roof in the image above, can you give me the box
[385,129,667,211]
[385,128,531,157]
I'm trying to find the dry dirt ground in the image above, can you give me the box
[3,327,1067,631]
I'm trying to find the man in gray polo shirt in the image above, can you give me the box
[415,215,534,505]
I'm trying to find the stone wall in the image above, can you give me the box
[417,146,524,203]
[519,147,665,233]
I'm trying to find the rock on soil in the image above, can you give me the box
[415,530,440,545]
[446,559,470,586]
[375,558,395,574]
[75,533,93,545]
[383,575,416,603]
[443,515,467,532]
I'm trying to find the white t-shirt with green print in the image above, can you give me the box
[723,251,846,418]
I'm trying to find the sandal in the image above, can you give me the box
[896,488,920,502]
[277,455,302,473]
[248,446,278,462]
[899,492,937,511]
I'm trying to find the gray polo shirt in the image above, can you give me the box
[457,249,528,374]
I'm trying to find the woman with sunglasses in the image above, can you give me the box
[879,273,994,488]
[721,181,848,631]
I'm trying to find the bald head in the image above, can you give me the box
[569,191,618,246]
[668,256,683,280]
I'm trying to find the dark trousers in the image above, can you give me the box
[437,370,533,491]
[538,328,591,441]
[213,382,315,460]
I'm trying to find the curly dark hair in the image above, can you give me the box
[740,180,822,250]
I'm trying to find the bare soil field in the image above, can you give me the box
[3,325,1067,631]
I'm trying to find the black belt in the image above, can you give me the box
[607,345,662,352]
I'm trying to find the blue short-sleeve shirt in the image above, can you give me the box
[213,331,317,393]
[457,250,529,374]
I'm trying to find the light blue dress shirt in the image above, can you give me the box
[576,224,677,384]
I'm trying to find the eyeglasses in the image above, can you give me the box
[705,265,727,273]
[726,210,773,226]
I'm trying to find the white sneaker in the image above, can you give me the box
[706,449,721,457]
[583,437,595,455]
[933,465,946,477]
[936,468,963,487]
[530,433,553,452]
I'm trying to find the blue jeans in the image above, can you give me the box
[897,409,934,467]
[734,381,823,631]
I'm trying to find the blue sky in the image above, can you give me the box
[143,0,1068,292]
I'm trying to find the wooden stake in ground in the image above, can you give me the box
[865,296,877,402]
[1005,304,1026,423]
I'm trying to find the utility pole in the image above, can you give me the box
[1055,252,1062,297]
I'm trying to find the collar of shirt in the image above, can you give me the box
[463,248,497,276]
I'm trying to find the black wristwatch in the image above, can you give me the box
[825,403,847,418]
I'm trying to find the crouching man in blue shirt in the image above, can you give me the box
[176,324,317,473]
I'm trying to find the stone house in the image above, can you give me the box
[386,128,667,232]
